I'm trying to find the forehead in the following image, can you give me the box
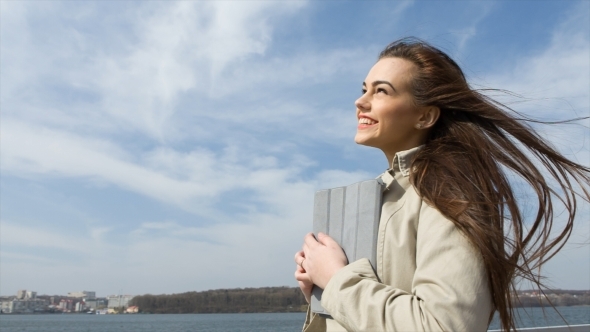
[365,57,416,88]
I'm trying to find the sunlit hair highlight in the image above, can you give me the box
[379,37,590,331]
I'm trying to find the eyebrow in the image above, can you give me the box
[362,80,397,92]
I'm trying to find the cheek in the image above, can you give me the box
[380,106,416,129]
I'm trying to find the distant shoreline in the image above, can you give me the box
[1,305,589,315]
[2,287,588,315]
[128,287,590,314]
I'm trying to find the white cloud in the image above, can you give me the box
[209,48,371,99]
[0,114,367,221]
[1,1,309,140]
[1,120,210,211]
[0,191,317,295]
[1,0,366,156]
[476,1,589,166]
[482,3,589,115]
[314,169,374,190]
[450,2,495,56]
[391,0,414,17]
[0,222,88,252]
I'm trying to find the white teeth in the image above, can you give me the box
[359,118,376,125]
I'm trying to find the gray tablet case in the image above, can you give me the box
[310,179,384,316]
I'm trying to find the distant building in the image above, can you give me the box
[107,295,134,309]
[75,301,86,312]
[1,298,48,313]
[16,290,26,299]
[1,290,47,313]
[59,299,74,312]
[126,306,139,313]
[84,297,108,310]
[68,291,96,299]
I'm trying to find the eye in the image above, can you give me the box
[376,87,388,94]
[361,89,367,95]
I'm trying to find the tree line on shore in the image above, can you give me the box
[129,287,590,314]
[516,289,590,307]
[129,287,307,314]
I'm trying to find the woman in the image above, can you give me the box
[294,38,590,331]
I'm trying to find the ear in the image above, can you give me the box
[415,106,440,129]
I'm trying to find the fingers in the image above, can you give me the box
[295,231,347,291]
[294,250,306,267]
[303,232,319,248]
[294,250,304,262]
[295,270,311,283]
[294,266,312,283]
[307,232,337,248]
[317,232,337,247]
[295,264,304,273]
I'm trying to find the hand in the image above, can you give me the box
[294,250,312,303]
[302,232,348,289]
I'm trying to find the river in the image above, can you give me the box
[0,306,588,331]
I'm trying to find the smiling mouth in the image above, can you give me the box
[358,117,377,126]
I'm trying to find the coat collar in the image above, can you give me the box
[389,145,423,177]
[379,145,422,190]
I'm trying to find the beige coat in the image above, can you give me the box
[303,146,493,331]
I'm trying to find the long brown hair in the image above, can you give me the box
[379,38,590,331]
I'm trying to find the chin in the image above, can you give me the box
[355,135,377,148]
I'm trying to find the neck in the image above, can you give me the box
[384,151,396,169]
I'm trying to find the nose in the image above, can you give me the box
[355,94,370,112]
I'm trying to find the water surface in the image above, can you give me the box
[1,306,589,331]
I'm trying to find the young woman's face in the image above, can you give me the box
[354,57,424,158]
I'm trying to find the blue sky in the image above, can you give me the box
[1,1,588,297]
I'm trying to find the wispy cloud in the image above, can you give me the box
[450,2,495,55]
[1,1,309,139]
[480,2,589,164]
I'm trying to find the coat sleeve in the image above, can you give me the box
[320,202,494,331]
